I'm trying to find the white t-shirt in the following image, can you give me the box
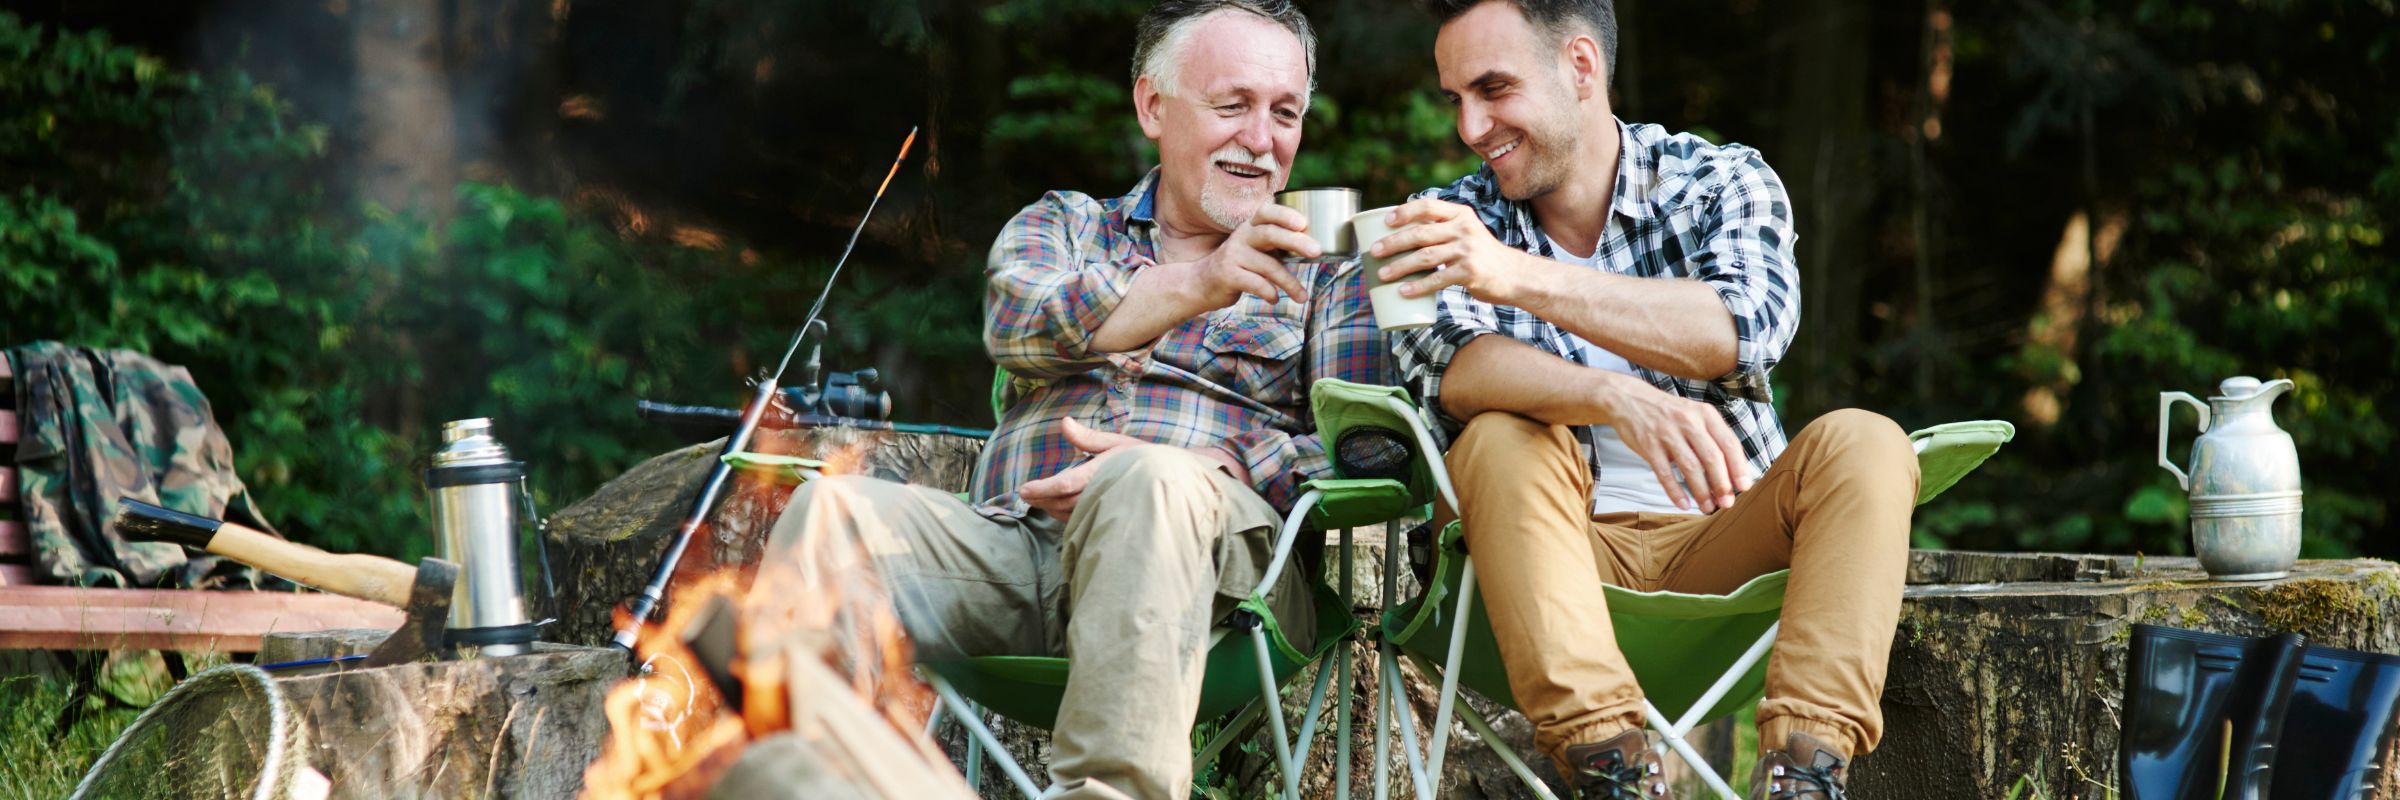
[1555,246,1688,516]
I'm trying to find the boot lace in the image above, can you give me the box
[1764,761,1848,799]
[1574,753,1661,799]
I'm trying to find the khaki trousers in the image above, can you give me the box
[1444,409,1917,766]
[762,445,1310,800]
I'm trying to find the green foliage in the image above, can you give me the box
[0,654,210,799]
[0,11,992,559]
[1901,0,2398,558]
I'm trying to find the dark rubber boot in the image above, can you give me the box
[2269,645,2400,800]
[2120,625,2306,800]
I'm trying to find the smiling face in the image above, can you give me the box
[1435,2,1598,202]
[1135,10,1310,234]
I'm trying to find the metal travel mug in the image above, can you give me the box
[1275,187,1362,261]
[426,418,535,656]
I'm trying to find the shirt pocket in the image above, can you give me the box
[1199,313,1305,404]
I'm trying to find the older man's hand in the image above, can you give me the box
[1191,203,1319,308]
[1018,418,1253,522]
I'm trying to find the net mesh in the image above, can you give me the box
[1334,426,1415,481]
[72,663,311,800]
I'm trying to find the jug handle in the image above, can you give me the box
[2157,392,2210,491]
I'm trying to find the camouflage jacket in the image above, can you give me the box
[7,342,271,588]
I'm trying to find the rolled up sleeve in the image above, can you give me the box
[1687,152,1800,404]
[1389,286,1505,440]
[984,191,1146,379]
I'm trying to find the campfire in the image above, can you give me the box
[580,439,966,799]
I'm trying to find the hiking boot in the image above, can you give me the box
[1562,728,1667,799]
[1752,731,1851,799]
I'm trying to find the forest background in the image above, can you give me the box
[1,0,2392,565]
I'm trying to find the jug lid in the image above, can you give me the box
[2210,376,2294,402]
[434,417,512,467]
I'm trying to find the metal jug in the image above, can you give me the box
[2158,376,2303,580]
[426,418,538,655]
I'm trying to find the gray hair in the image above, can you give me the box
[1131,0,1318,97]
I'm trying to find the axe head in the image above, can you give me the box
[362,557,461,668]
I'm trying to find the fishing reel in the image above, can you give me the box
[779,331,892,421]
[785,368,891,420]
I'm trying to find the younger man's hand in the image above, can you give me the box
[1370,198,1550,307]
[1595,374,1755,514]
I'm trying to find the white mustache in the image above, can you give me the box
[1210,144,1280,176]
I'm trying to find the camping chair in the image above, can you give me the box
[1308,377,2014,799]
[901,368,1392,799]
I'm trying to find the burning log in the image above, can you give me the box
[578,497,969,799]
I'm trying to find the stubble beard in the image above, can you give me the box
[1495,89,1586,203]
[1199,178,1265,232]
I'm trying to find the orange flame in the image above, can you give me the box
[580,478,945,798]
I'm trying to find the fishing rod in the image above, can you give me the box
[611,126,920,656]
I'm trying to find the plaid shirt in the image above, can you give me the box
[1391,119,1800,513]
[976,169,1383,514]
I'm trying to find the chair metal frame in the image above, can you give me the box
[924,372,2002,800]
[921,489,1366,800]
[1372,406,1957,800]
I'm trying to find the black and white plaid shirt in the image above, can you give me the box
[1392,118,1800,513]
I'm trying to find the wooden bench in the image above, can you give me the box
[0,356,401,655]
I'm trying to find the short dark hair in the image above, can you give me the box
[1421,0,1618,87]
[1132,0,1319,93]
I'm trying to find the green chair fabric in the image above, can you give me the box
[922,577,1360,730]
[1308,379,1440,511]
[1381,417,2015,725]
[924,369,1368,732]
[730,413,1365,733]
[1909,420,2016,505]
[1385,521,1788,724]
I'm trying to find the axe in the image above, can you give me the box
[114,498,459,668]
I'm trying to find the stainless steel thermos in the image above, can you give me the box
[425,418,536,656]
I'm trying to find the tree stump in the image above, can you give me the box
[1857,552,2400,798]
[540,427,983,646]
[258,630,621,799]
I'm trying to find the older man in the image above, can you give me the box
[1375,0,1917,797]
[764,2,1376,798]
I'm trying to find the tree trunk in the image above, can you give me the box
[1778,0,1874,416]
[353,0,459,215]
[1858,554,2400,798]
[261,631,621,800]
[539,427,983,647]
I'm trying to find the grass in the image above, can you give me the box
[0,652,203,799]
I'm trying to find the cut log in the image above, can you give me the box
[541,427,982,646]
[262,632,621,800]
[1857,553,2400,798]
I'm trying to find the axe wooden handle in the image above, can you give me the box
[206,522,420,608]
[115,498,420,608]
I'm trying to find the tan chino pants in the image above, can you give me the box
[1443,409,1917,769]
[763,445,1311,800]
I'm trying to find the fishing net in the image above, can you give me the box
[71,663,321,800]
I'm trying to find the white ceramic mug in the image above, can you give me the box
[1350,206,1440,330]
